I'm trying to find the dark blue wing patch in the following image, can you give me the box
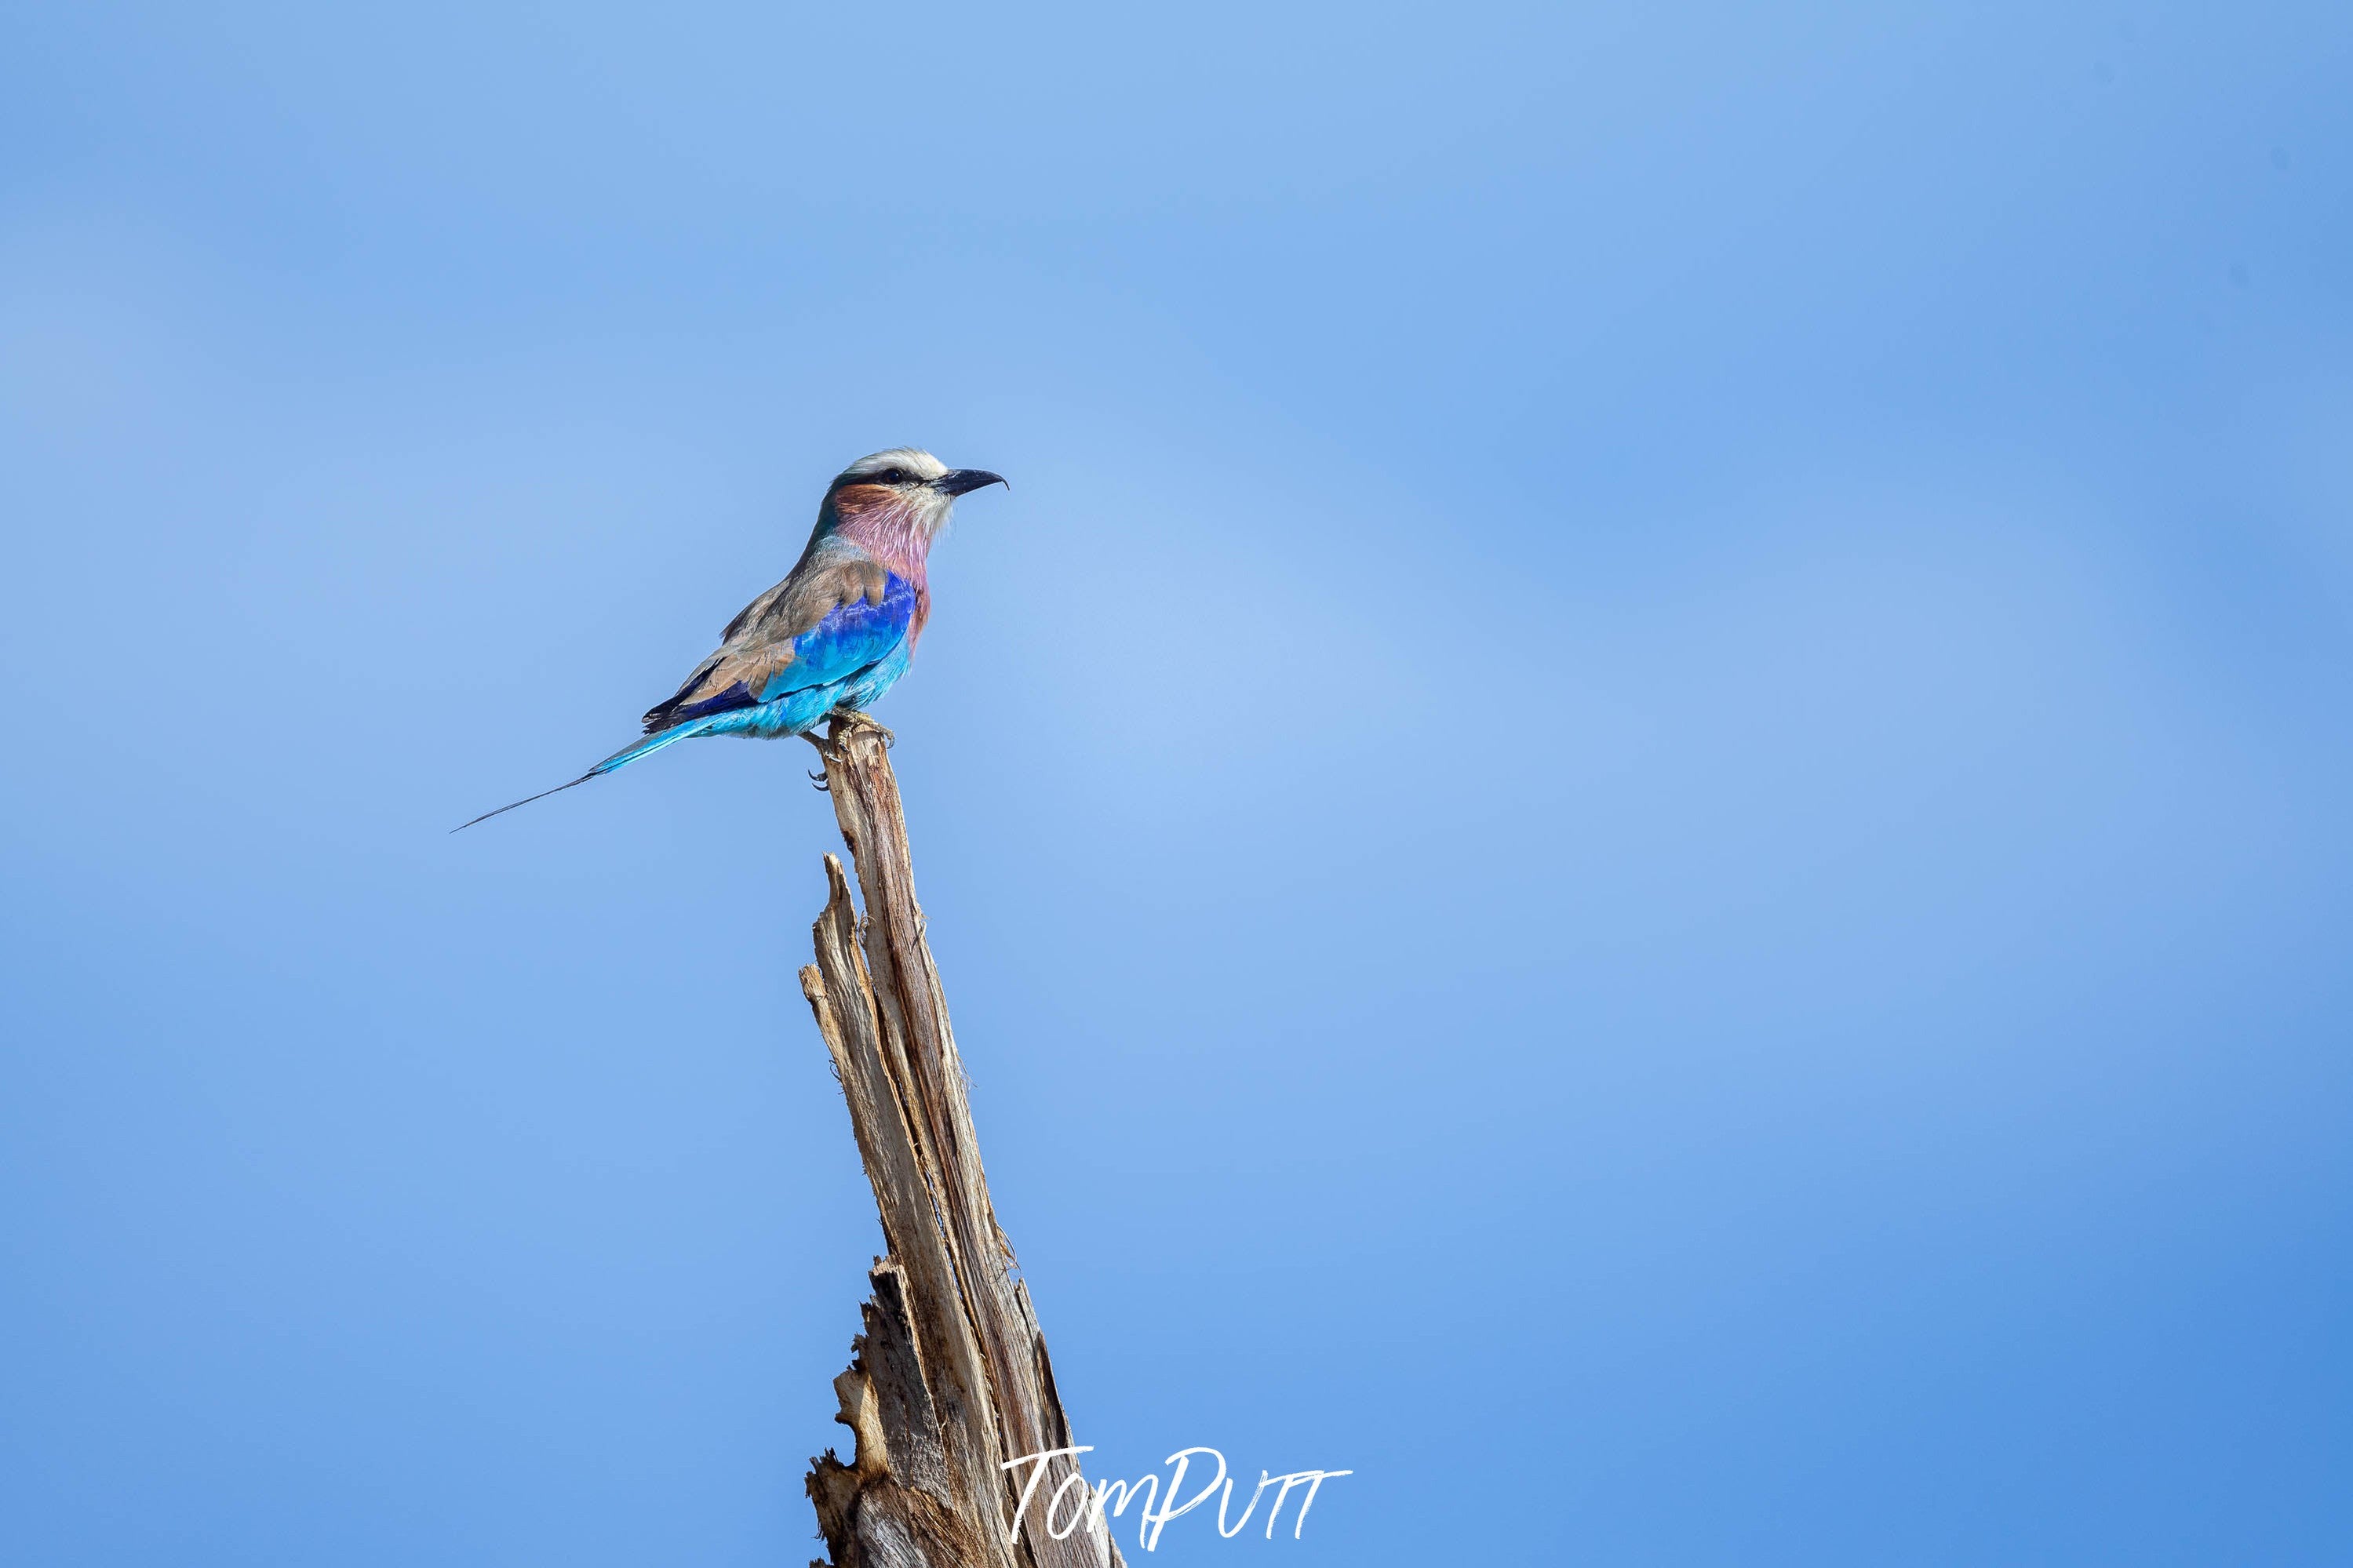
[662,680,759,726]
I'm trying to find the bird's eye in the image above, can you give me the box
[880,468,907,484]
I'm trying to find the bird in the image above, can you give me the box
[456,447,1005,830]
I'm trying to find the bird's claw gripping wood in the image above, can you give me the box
[829,707,895,748]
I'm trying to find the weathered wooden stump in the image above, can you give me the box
[797,715,1124,1568]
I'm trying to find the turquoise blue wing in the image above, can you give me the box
[645,571,916,731]
[760,573,916,697]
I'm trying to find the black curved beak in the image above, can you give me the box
[934,468,1007,497]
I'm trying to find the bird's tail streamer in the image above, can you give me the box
[450,723,705,832]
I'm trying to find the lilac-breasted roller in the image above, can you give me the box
[457,447,1004,830]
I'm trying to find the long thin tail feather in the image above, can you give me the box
[451,722,706,832]
[450,772,599,832]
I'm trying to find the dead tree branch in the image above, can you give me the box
[797,715,1124,1568]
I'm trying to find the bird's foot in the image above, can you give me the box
[799,726,835,789]
[829,708,895,748]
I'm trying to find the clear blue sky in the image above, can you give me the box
[4,4,2348,1563]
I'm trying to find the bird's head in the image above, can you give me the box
[824,448,1006,548]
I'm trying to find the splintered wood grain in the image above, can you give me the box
[800,718,1122,1568]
